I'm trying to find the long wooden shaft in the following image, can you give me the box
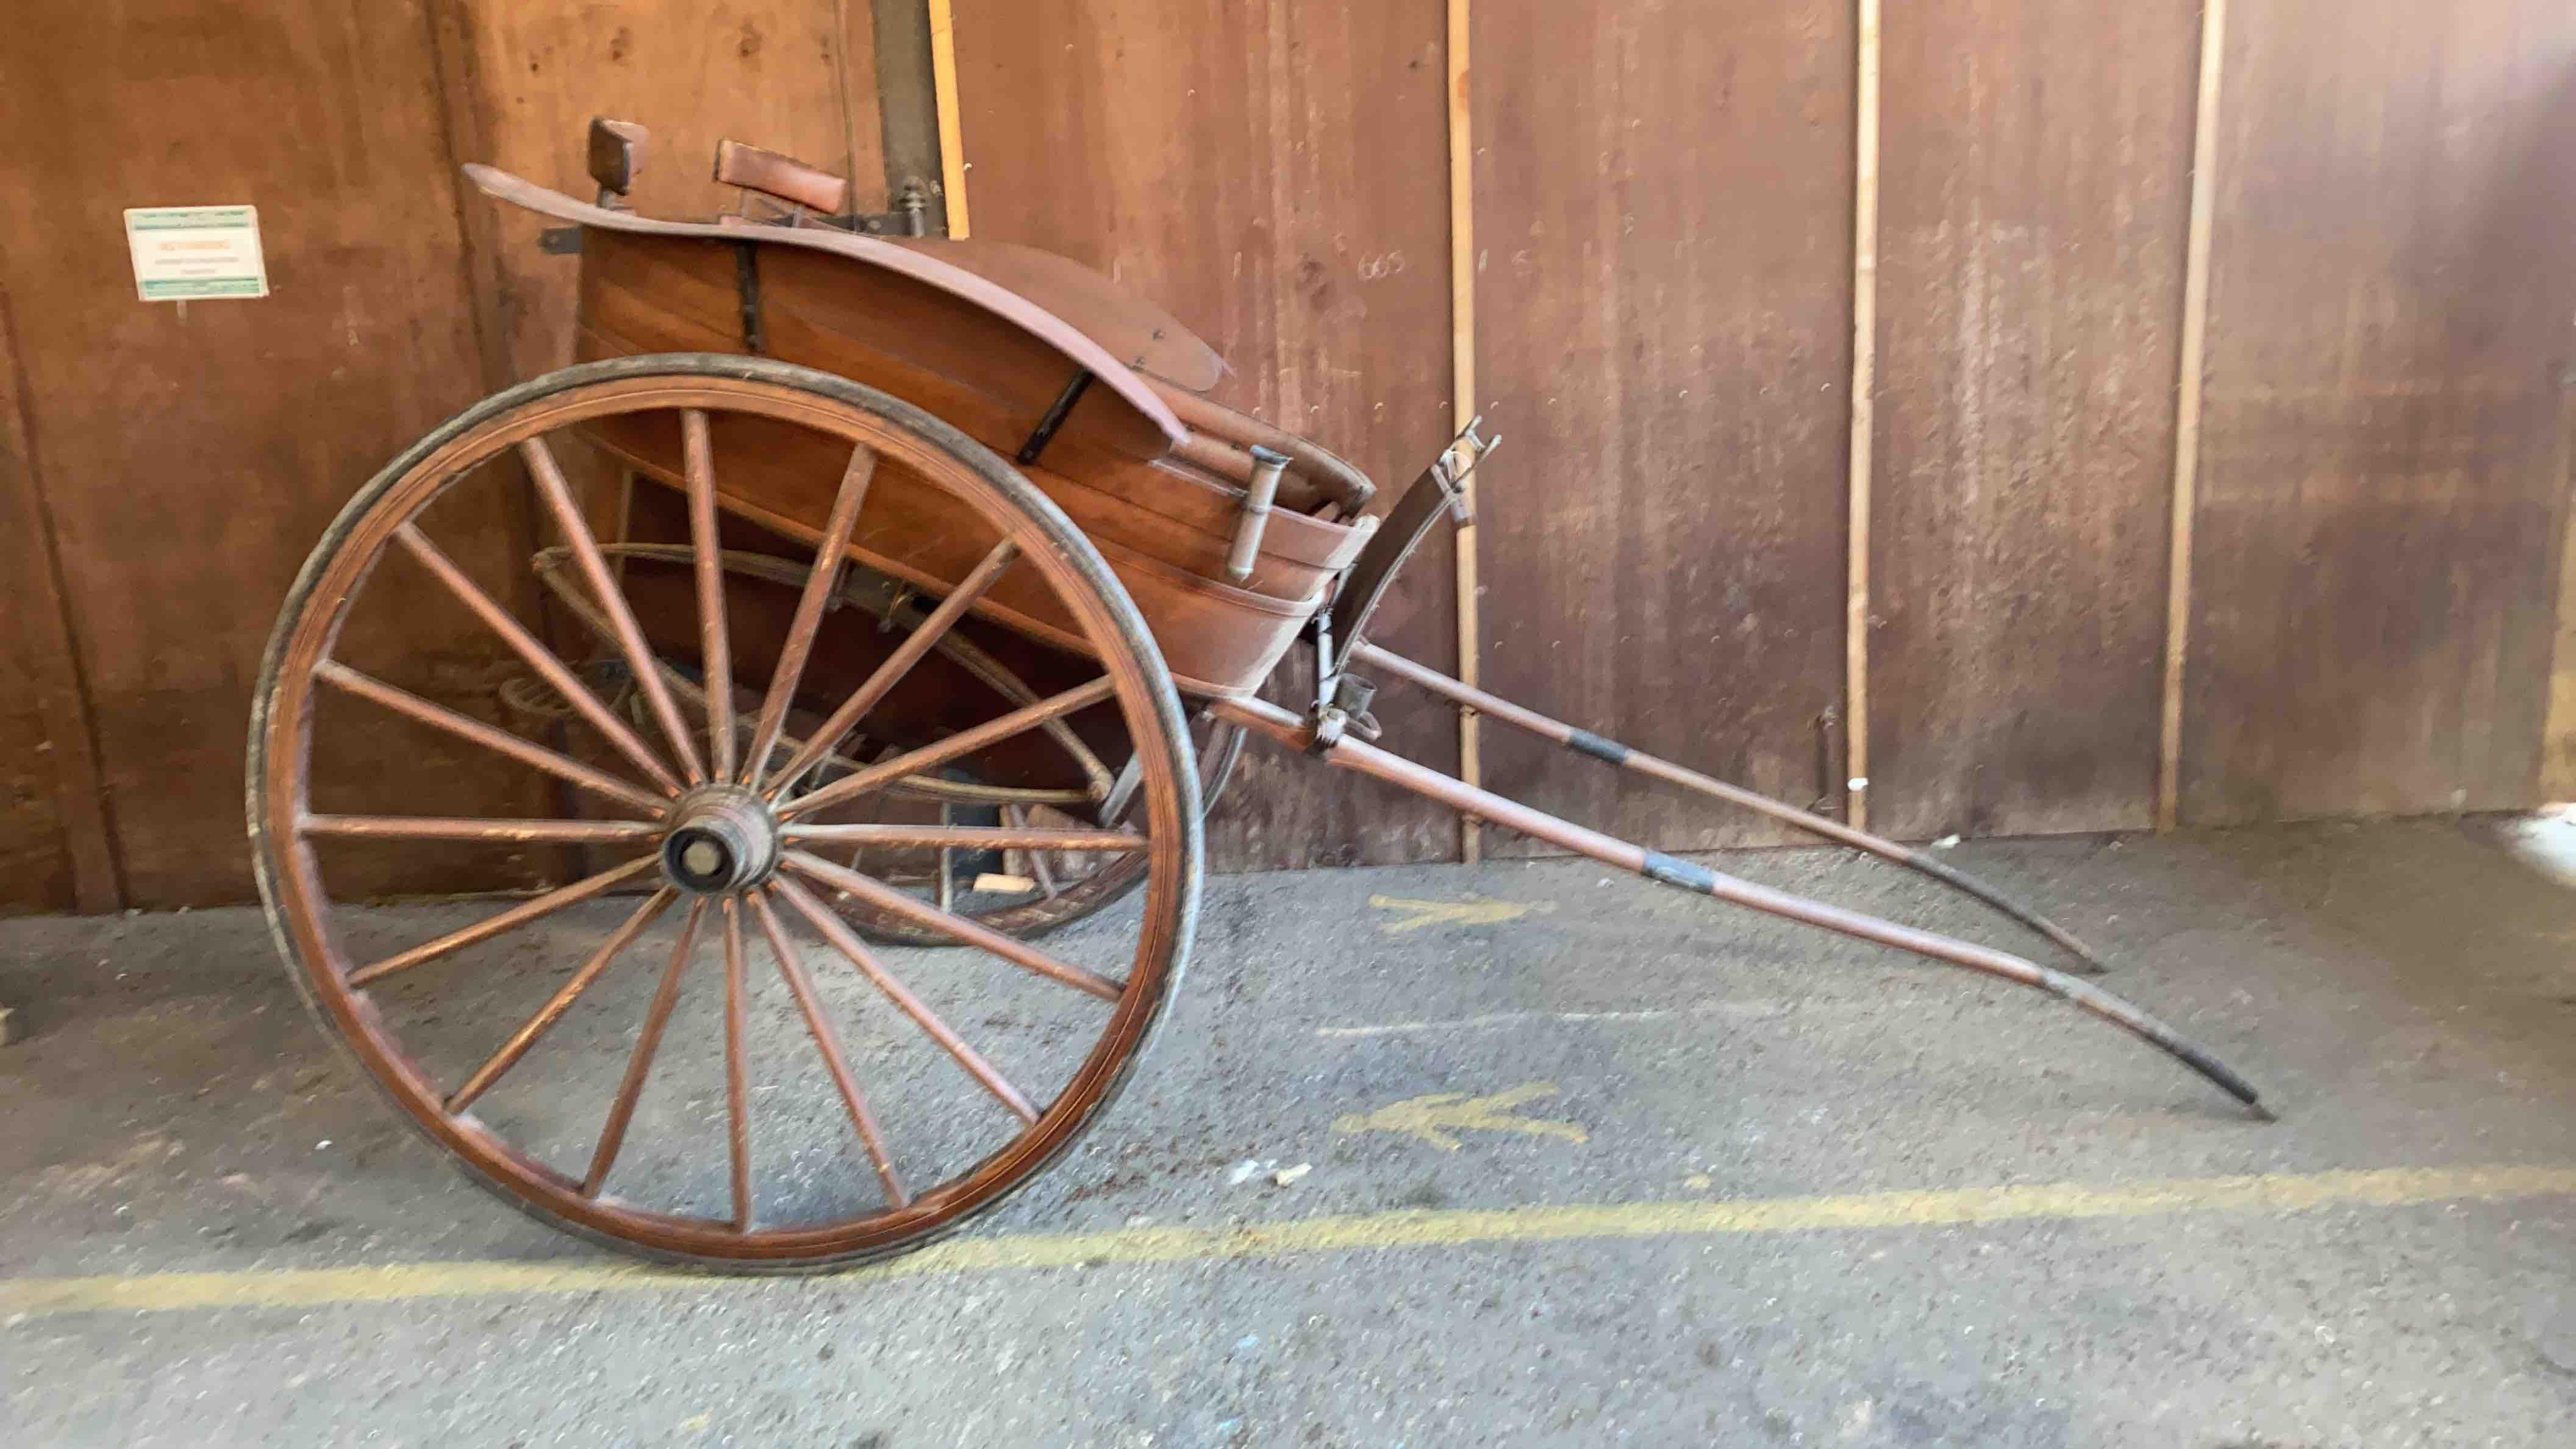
[1350,642,2105,972]
[1208,695,2265,1118]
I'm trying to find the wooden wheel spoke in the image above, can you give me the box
[779,821,1146,854]
[348,855,660,987]
[778,677,1117,820]
[583,899,707,1197]
[313,662,668,815]
[1004,807,1065,898]
[784,851,1125,1001]
[721,900,754,1231]
[746,442,879,778]
[392,523,684,796]
[771,878,1039,1123]
[682,411,737,783]
[761,538,1022,796]
[446,889,676,1113]
[302,814,665,845]
[519,435,708,785]
[749,892,910,1206]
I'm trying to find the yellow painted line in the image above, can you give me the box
[5,1164,2572,1322]
[1315,1000,1789,1039]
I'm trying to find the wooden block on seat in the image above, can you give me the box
[587,118,649,198]
[713,139,850,216]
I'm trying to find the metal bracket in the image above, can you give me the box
[734,241,765,355]
[1328,672,1383,742]
[817,181,935,238]
[1432,415,1501,521]
[1018,371,1095,466]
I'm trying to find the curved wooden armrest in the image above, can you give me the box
[1150,382,1376,517]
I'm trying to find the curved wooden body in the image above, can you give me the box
[466,167,1373,698]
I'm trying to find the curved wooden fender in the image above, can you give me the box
[462,163,1187,446]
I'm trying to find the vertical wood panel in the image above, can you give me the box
[0,287,114,913]
[1844,0,1881,834]
[953,0,1461,870]
[1472,0,1855,853]
[1447,0,1484,862]
[0,0,504,904]
[2184,0,2576,823]
[0,618,75,915]
[437,0,886,384]
[1869,0,2199,839]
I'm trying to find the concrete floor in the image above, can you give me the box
[4,820,2575,1446]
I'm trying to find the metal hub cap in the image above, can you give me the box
[659,785,780,895]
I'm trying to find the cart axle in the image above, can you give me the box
[661,785,782,895]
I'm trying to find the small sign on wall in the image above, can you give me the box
[124,206,270,301]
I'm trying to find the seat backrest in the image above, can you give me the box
[713,139,850,217]
[587,118,648,203]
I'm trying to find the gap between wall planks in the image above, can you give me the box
[2158,0,2228,831]
[0,286,121,912]
[1448,0,1481,863]
[1843,0,1881,834]
[926,0,970,237]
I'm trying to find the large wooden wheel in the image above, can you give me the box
[250,356,1201,1269]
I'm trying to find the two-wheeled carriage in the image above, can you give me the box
[251,123,2266,1270]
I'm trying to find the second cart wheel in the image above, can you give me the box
[526,532,1245,946]
[251,355,1201,1270]
[815,716,1245,947]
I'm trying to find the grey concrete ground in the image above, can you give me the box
[4,820,2575,1446]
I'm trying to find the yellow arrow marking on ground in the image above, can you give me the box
[1368,893,1548,934]
[1333,1082,1590,1151]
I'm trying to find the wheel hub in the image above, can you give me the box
[659,785,780,895]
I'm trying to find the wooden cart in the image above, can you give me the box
[250,125,2266,1270]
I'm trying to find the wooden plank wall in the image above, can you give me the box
[950,0,1463,870]
[2183,0,2576,823]
[3,2,2575,911]
[0,0,498,906]
[1468,0,1857,852]
[431,0,887,385]
[1867,0,2199,839]
[0,1,895,908]
[0,288,105,914]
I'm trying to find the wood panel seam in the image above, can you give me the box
[0,282,125,911]
[421,0,508,392]
[927,0,970,237]
[1448,0,1481,864]
[1844,0,1881,834]
[2159,0,2228,832]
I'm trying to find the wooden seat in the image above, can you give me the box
[697,132,1372,515]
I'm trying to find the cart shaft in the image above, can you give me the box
[1207,692,2266,1118]
[1347,641,2106,973]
